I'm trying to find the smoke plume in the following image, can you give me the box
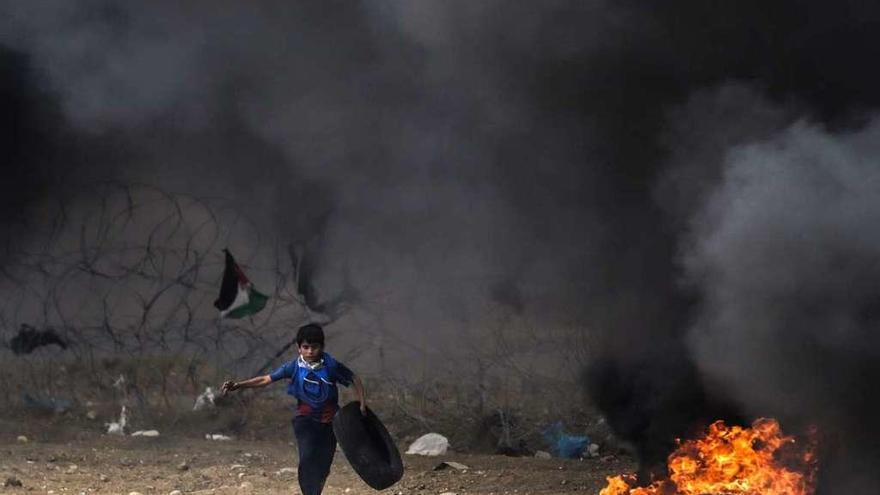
[683,120,880,491]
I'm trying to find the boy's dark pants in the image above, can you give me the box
[293,416,337,495]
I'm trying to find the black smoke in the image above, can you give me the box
[0,46,68,254]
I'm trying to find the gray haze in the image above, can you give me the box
[0,1,630,358]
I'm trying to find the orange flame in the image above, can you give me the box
[600,418,818,495]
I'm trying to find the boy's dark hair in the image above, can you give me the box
[296,323,325,346]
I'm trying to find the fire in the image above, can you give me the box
[600,418,818,495]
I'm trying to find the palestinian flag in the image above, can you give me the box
[214,249,268,319]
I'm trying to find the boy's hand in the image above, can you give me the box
[221,380,237,396]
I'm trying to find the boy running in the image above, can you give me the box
[221,323,366,495]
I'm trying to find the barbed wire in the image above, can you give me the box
[0,183,318,372]
[0,182,596,442]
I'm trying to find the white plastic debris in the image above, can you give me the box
[433,461,469,471]
[113,374,126,390]
[106,406,128,435]
[276,467,296,475]
[588,443,600,457]
[193,387,216,411]
[205,433,233,441]
[132,430,160,437]
[405,433,449,456]
[534,450,552,459]
[16,435,28,444]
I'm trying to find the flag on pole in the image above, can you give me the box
[214,249,268,319]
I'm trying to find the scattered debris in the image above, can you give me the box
[205,433,233,441]
[113,374,126,390]
[193,387,216,411]
[9,324,67,355]
[131,430,160,437]
[3,477,22,487]
[588,443,600,458]
[65,464,78,474]
[433,462,469,471]
[128,492,144,495]
[469,410,530,456]
[439,492,458,495]
[170,491,182,495]
[22,393,72,414]
[106,406,128,435]
[86,410,98,420]
[543,421,589,459]
[177,462,189,471]
[406,433,449,456]
[276,467,296,475]
[230,464,246,470]
[239,481,253,490]
[534,451,552,459]
[99,474,110,482]
[16,435,28,443]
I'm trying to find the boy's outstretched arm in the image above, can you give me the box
[221,375,272,395]
[353,374,367,415]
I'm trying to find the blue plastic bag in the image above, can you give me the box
[542,421,590,459]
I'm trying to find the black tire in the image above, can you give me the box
[333,401,404,490]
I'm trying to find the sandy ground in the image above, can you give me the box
[0,427,635,495]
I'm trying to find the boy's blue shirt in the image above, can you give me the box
[269,352,354,421]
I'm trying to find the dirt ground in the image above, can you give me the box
[0,418,636,495]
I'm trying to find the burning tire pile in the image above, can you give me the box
[601,419,818,495]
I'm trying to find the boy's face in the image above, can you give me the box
[298,342,323,362]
